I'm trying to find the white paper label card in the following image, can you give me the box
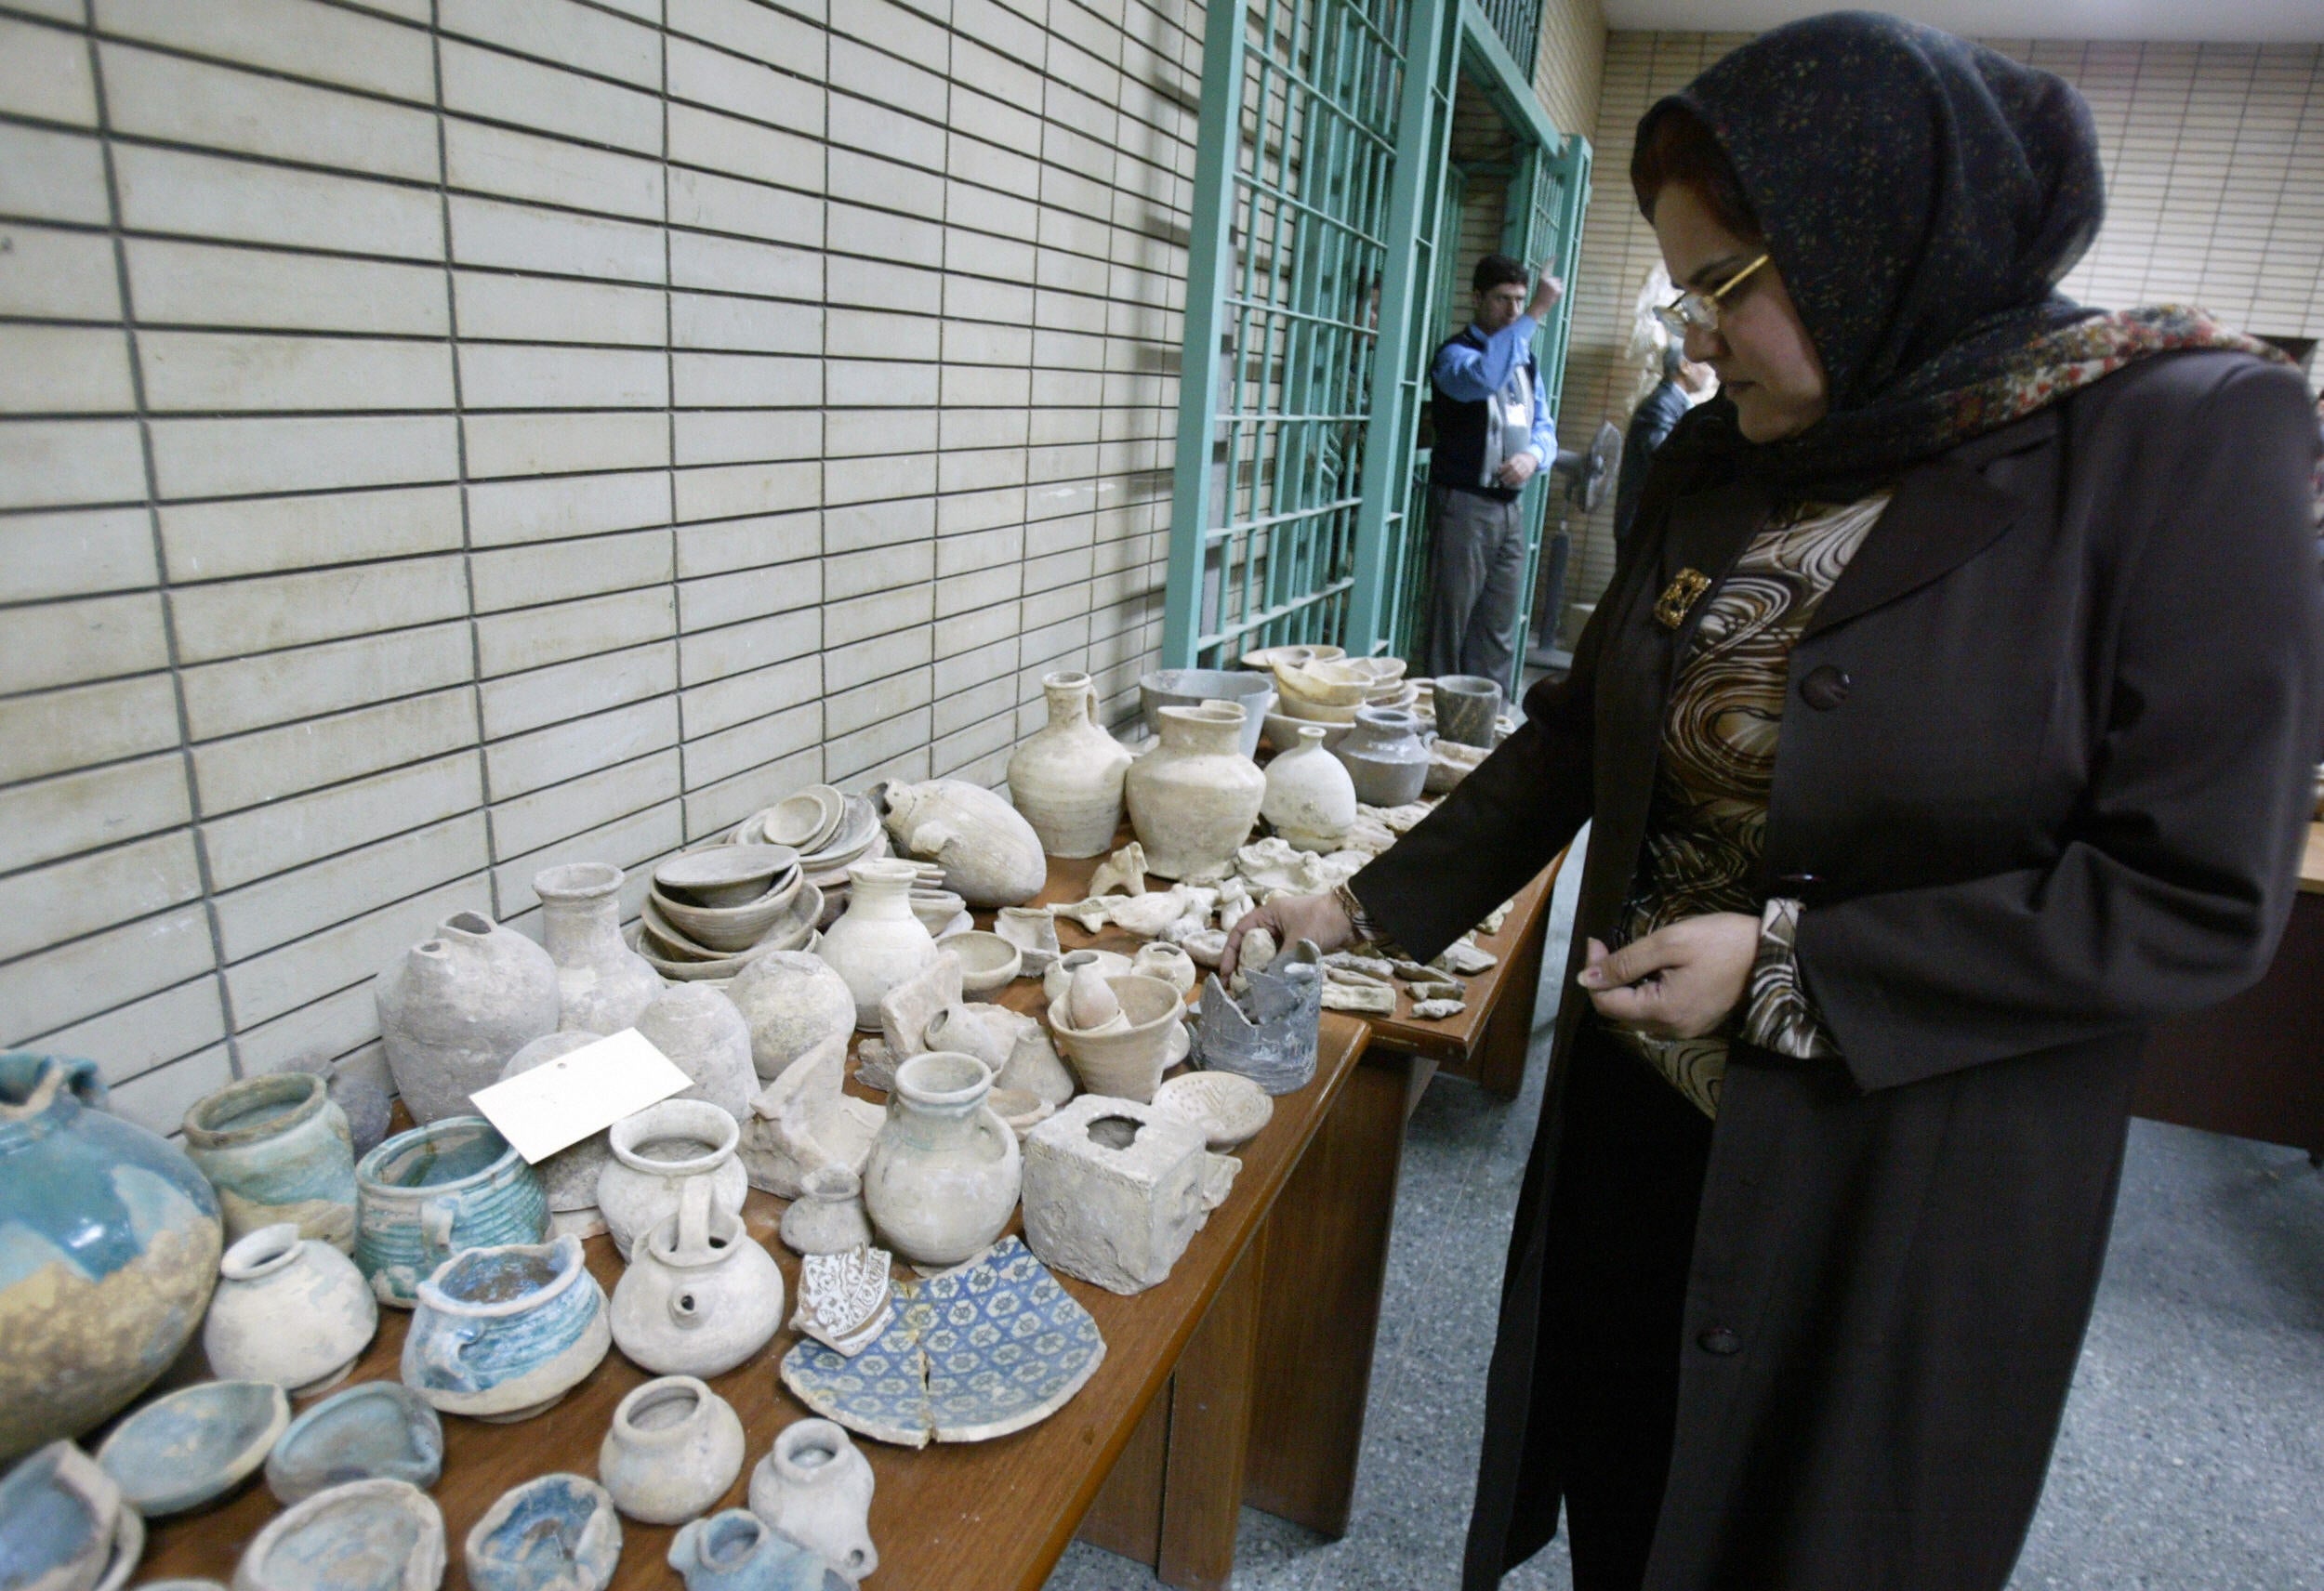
[469,1029,693,1164]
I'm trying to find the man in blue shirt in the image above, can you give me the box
[1425,254,1562,687]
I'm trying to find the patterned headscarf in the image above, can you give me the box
[1643,11,2283,499]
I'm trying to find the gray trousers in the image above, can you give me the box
[1422,483,1528,687]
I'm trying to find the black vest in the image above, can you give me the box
[1428,325,1533,502]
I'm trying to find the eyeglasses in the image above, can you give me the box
[1654,253,1771,337]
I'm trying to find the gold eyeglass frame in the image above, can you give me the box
[1654,252,1772,337]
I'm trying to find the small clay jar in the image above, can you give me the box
[599,1375,746,1526]
[1330,706,1432,808]
[204,1223,379,1398]
[778,1166,875,1256]
[596,1098,750,1263]
[860,1053,1022,1268]
[746,1419,878,1584]
[182,1071,359,1254]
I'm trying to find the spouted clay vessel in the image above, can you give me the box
[535,863,663,1034]
[375,911,560,1125]
[1007,671,1132,859]
[609,1177,786,1378]
[860,1053,1022,1268]
[205,1223,379,1398]
[667,1510,841,1591]
[878,780,1045,907]
[747,1420,878,1586]
[1124,703,1264,880]
[599,1375,745,1526]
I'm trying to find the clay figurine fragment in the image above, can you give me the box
[1435,940,1499,975]
[993,906,1062,976]
[1087,842,1149,898]
[1103,886,1192,940]
[1324,951,1396,980]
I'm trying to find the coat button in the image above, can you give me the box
[1775,872,1819,891]
[1697,1326,1742,1356]
[1799,665,1851,710]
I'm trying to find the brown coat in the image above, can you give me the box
[1353,351,2324,1590]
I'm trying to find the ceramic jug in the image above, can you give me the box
[609,1176,787,1378]
[1261,724,1359,852]
[634,984,757,1120]
[1123,703,1266,880]
[534,863,664,1034]
[355,1116,548,1308]
[599,1375,746,1526]
[0,1054,222,1466]
[205,1222,379,1397]
[597,1098,751,1262]
[182,1071,359,1254]
[1331,706,1432,807]
[747,1419,878,1585]
[815,860,939,1031]
[402,1235,611,1423]
[375,910,561,1125]
[860,1052,1022,1268]
[1006,670,1134,859]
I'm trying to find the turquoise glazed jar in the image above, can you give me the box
[0,1053,224,1466]
[402,1236,610,1423]
[182,1070,358,1253]
[355,1116,548,1308]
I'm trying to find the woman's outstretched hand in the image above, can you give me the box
[1578,913,1759,1039]
[1221,891,1353,979]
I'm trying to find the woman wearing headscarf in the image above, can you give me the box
[1226,13,2324,1590]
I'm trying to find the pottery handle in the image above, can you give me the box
[419,1195,458,1265]
[1081,679,1100,730]
[675,1171,714,1258]
[973,1105,1016,1164]
[323,1098,351,1149]
[420,1320,478,1380]
[910,821,956,859]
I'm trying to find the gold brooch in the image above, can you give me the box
[1654,568,1711,630]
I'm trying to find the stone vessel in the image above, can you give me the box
[860,1052,1022,1268]
[609,1177,786,1379]
[1261,724,1359,852]
[0,1054,223,1466]
[1431,673,1502,746]
[725,953,856,1081]
[355,1116,548,1308]
[1124,703,1265,880]
[182,1071,359,1255]
[1007,670,1133,859]
[815,860,939,1032]
[375,911,561,1125]
[402,1235,610,1423]
[634,984,757,1121]
[495,1032,609,1231]
[599,1375,746,1526]
[597,1098,750,1262]
[747,1420,878,1586]
[205,1223,379,1398]
[535,863,664,1034]
[1331,706,1431,808]
[878,780,1046,907]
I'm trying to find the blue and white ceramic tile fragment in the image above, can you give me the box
[778,1237,1104,1448]
[667,1511,846,1591]
[464,1474,621,1591]
[266,1382,443,1505]
[94,1380,289,1517]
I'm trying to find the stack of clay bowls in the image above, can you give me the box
[731,785,890,928]
[1265,652,1415,753]
[636,845,820,981]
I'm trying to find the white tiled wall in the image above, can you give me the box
[0,0,1201,1131]
[1559,33,2324,626]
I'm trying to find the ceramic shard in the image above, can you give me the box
[875,953,961,1059]
[1412,998,1466,1019]
[1320,980,1395,1014]
[1436,940,1499,975]
[739,1035,882,1199]
[790,1247,895,1358]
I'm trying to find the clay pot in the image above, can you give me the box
[465,1474,621,1591]
[878,780,1046,907]
[495,1032,609,1222]
[667,1510,833,1591]
[205,1223,379,1398]
[535,863,664,1034]
[725,952,856,1081]
[1040,948,1133,1005]
[1261,724,1359,852]
[609,1177,786,1378]
[0,1056,222,1466]
[1432,674,1502,747]
[777,1166,874,1256]
[354,1116,548,1308]
[815,860,939,1032]
[375,910,561,1125]
[747,1420,878,1585]
[860,1053,1022,1268]
[183,1071,359,1255]
[1331,706,1431,808]
[234,1478,443,1591]
[402,1235,610,1423]
[597,1099,750,1262]
[1008,670,1134,858]
[1047,975,1185,1104]
[599,1376,746,1526]
[635,984,756,1121]
[1124,703,1265,880]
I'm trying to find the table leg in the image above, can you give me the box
[1472,903,1547,1099]
[1243,1046,1418,1536]
[1155,1228,1268,1590]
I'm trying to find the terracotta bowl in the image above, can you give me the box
[946,931,1023,997]
[654,844,799,910]
[649,866,806,952]
[1046,973,1184,1104]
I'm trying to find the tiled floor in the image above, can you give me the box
[1045,831,2324,1589]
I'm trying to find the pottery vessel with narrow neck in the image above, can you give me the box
[1331,706,1431,808]
[375,910,561,1125]
[747,1419,878,1585]
[596,1098,749,1262]
[815,860,939,1031]
[860,1053,1022,1268]
[535,863,664,1034]
[1007,671,1133,859]
[204,1222,379,1398]
[1124,703,1265,880]
[598,1375,746,1526]
[1261,724,1359,852]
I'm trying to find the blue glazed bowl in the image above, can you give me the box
[355,1116,547,1308]
[465,1474,622,1591]
[266,1381,444,1506]
[94,1379,289,1517]
[0,1053,222,1465]
[402,1236,609,1423]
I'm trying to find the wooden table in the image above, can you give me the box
[2134,821,2324,1160]
[141,855,1379,1591]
